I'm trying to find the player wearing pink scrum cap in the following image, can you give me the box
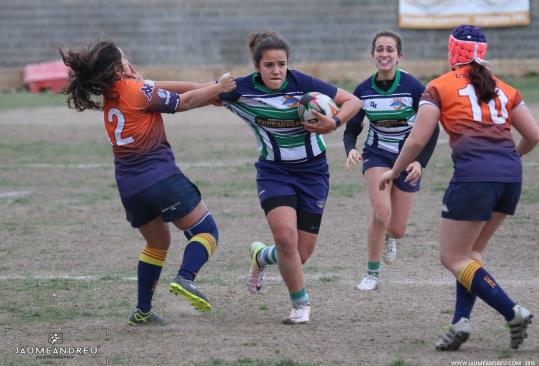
[448,24,488,68]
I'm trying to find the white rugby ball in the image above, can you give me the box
[298,92,339,124]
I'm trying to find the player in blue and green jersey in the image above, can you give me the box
[219,31,362,324]
[343,31,439,291]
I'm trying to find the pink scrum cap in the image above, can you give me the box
[448,25,488,69]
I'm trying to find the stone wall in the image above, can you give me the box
[0,0,537,89]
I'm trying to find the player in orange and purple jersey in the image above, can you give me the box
[379,25,539,351]
[61,41,236,325]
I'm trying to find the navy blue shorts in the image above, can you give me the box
[255,157,329,215]
[441,181,521,221]
[120,173,202,228]
[362,147,420,193]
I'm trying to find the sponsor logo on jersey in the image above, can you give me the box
[157,89,171,105]
[373,119,408,128]
[254,117,302,128]
[141,84,153,101]
[282,95,301,108]
[390,98,406,110]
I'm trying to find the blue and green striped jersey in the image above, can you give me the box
[347,69,425,155]
[219,69,337,163]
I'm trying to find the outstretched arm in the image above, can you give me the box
[143,73,235,113]
[379,103,440,190]
[177,73,235,111]
[122,62,217,93]
[154,80,215,93]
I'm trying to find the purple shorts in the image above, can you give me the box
[362,146,420,193]
[442,181,521,220]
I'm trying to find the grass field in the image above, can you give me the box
[1,73,539,112]
[0,90,538,365]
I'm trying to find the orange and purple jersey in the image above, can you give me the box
[420,66,524,182]
[103,79,181,198]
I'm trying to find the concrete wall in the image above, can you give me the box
[1,0,538,89]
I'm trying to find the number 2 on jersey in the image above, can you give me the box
[458,84,509,125]
[107,108,134,146]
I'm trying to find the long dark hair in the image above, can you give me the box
[60,41,122,111]
[248,31,290,66]
[468,61,497,104]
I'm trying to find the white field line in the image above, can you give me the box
[325,139,449,149]
[1,274,538,287]
[0,159,254,170]
[0,275,138,281]
[2,152,538,171]
[258,275,539,287]
[0,191,32,198]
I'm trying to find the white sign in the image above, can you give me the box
[399,0,530,29]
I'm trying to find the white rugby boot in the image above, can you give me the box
[283,304,311,325]
[507,304,533,350]
[435,317,471,351]
[382,234,397,265]
[356,274,380,291]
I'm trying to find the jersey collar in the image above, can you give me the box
[370,68,401,95]
[252,72,289,94]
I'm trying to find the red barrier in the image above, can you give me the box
[23,60,70,93]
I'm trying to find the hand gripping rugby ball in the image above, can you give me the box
[298,92,340,124]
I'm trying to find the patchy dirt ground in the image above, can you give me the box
[0,106,538,366]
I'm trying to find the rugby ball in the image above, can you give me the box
[298,92,339,124]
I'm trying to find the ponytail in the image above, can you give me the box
[248,31,290,66]
[468,62,497,104]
